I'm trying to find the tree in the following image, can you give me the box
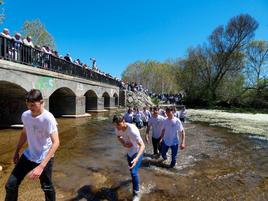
[206,14,258,101]
[21,19,56,49]
[122,60,181,94]
[244,40,268,107]
[245,40,268,90]
[180,14,258,105]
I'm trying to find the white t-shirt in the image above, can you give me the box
[173,111,180,118]
[22,110,58,163]
[123,112,133,123]
[148,115,165,139]
[142,110,151,122]
[162,117,183,146]
[115,123,143,157]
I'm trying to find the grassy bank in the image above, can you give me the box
[187,109,268,137]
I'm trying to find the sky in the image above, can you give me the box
[1,0,268,78]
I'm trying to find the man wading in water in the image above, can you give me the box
[5,89,60,201]
[113,115,145,201]
[160,107,185,168]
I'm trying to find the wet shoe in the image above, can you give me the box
[133,191,141,201]
[133,194,140,201]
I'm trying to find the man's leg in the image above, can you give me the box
[127,152,144,195]
[152,137,158,155]
[170,144,179,168]
[5,154,37,201]
[39,158,55,201]
[161,141,169,160]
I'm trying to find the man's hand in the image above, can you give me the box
[129,157,138,169]
[124,142,133,148]
[145,134,150,144]
[28,165,44,180]
[180,143,185,150]
[13,152,20,164]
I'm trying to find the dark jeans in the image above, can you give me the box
[180,117,185,123]
[161,141,179,168]
[127,152,144,193]
[5,154,55,201]
[152,137,162,155]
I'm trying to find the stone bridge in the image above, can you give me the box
[0,59,121,126]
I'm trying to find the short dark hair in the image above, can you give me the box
[165,107,172,113]
[152,106,158,111]
[112,115,124,124]
[26,89,43,102]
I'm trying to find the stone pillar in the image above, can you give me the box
[110,97,115,108]
[75,96,86,115]
[97,97,104,110]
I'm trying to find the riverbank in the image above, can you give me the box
[187,109,268,137]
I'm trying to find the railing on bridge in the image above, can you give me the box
[0,36,120,86]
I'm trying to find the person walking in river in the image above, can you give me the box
[160,107,185,168]
[145,107,165,157]
[113,115,145,201]
[5,89,60,201]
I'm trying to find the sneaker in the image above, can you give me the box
[133,194,140,201]
[133,191,141,201]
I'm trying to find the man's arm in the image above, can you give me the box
[180,129,185,150]
[159,128,165,143]
[145,125,150,143]
[29,131,60,179]
[129,139,145,169]
[13,128,27,164]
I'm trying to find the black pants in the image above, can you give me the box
[5,154,55,201]
[152,137,162,155]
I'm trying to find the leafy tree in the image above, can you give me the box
[122,60,181,94]
[20,19,56,49]
[245,40,268,91]
[244,40,268,107]
[180,14,258,105]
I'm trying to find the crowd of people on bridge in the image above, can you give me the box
[0,28,118,81]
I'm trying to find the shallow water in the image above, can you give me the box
[0,112,268,201]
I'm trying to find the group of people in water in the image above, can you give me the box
[3,88,187,201]
[114,105,186,200]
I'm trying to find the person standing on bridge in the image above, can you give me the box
[5,89,60,201]
[113,115,145,201]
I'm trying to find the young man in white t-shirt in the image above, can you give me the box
[113,115,145,201]
[160,107,185,168]
[145,107,165,156]
[5,89,60,201]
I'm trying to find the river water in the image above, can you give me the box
[0,112,267,201]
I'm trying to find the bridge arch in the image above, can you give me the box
[85,90,98,111]
[49,87,76,117]
[102,92,110,108]
[113,93,119,106]
[0,81,27,126]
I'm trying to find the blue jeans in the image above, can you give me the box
[161,141,179,167]
[127,152,144,193]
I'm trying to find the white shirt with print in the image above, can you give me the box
[22,109,58,163]
[115,123,143,157]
